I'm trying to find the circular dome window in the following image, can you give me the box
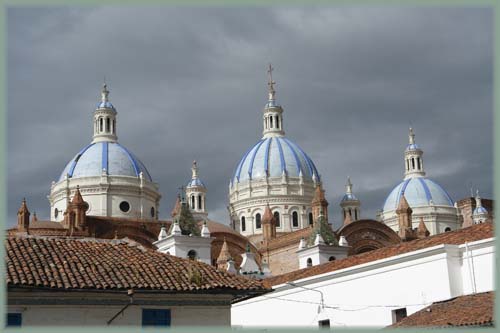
[119,201,130,213]
[150,207,155,218]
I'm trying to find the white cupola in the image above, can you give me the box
[92,83,118,143]
[262,64,285,138]
[404,127,425,179]
[185,160,208,219]
[472,190,489,224]
[340,177,361,224]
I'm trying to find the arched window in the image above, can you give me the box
[411,158,415,169]
[329,256,336,261]
[241,216,246,232]
[355,209,358,220]
[191,195,195,209]
[306,258,312,267]
[106,117,110,132]
[292,211,299,227]
[112,119,115,134]
[445,227,451,232]
[270,116,273,128]
[406,159,409,171]
[276,116,280,129]
[308,212,314,225]
[99,118,103,132]
[187,250,197,260]
[417,158,421,170]
[274,212,280,227]
[255,213,261,229]
[348,208,352,217]
[198,195,202,210]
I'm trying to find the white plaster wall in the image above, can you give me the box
[232,239,495,328]
[8,305,230,326]
[49,176,160,221]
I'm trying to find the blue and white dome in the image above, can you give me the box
[232,137,320,183]
[383,177,453,212]
[473,205,488,215]
[96,100,115,109]
[59,142,152,182]
[187,178,205,188]
[341,193,358,202]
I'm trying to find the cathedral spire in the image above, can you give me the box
[262,64,285,138]
[404,127,425,179]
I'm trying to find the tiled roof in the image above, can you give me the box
[6,235,268,294]
[260,226,312,251]
[390,291,494,327]
[264,222,493,287]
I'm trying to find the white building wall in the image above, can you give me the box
[232,237,494,328]
[8,305,230,326]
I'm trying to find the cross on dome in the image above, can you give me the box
[267,63,276,100]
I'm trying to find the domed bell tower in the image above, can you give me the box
[185,161,208,219]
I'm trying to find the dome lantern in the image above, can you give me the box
[404,127,425,179]
[92,83,118,143]
[262,64,285,139]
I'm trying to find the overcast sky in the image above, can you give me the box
[7,6,492,229]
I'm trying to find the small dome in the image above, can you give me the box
[406,143,420,151]
[96,101,115,109]
[383,177,453,212]
[473,206,488,215]
[59,142,152,181]
[341,193,358,202]
[187,178,205,188]
[232,137,319,183]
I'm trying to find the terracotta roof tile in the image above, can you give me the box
[390,291,494,327]
[264,223,493,287]
[6,235,268,294]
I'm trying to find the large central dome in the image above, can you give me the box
[233,137,319,183]
[229,65,321,237]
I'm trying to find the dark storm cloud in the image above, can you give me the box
[7,6,492,230]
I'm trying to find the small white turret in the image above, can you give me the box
[92,83,118,143]
[201,221,210,238]
[158,226,168,241]
[314,232,325,246]
[298,237,306,250]
[339,236,349,247]
[171,221,182,236]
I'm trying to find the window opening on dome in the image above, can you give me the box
[355,209,358,220]
[308,212,313,225]
[292,211,299,227]
[54,208,59,219]
[411,158,415,169]
[329,256,336,261]
[445,227,451,232]
[417,158,421,170]
[198,195,202,210]
[406,159,409,171]
[191,195,195,209]
[99,118,103,132]
[187,250,197,260]
[306,258,312,267]
[348,208,352,217]
[276,116,280,129]
[256,213,262,229]
[150,207,155,218]
[274,212,280,227]
[112,119,116,134]
[241,216,246,232]
[119,201,130,213]
[270,116,273,128]
[106,118,110,133]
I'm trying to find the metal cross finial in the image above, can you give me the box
[267,63,275,94]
